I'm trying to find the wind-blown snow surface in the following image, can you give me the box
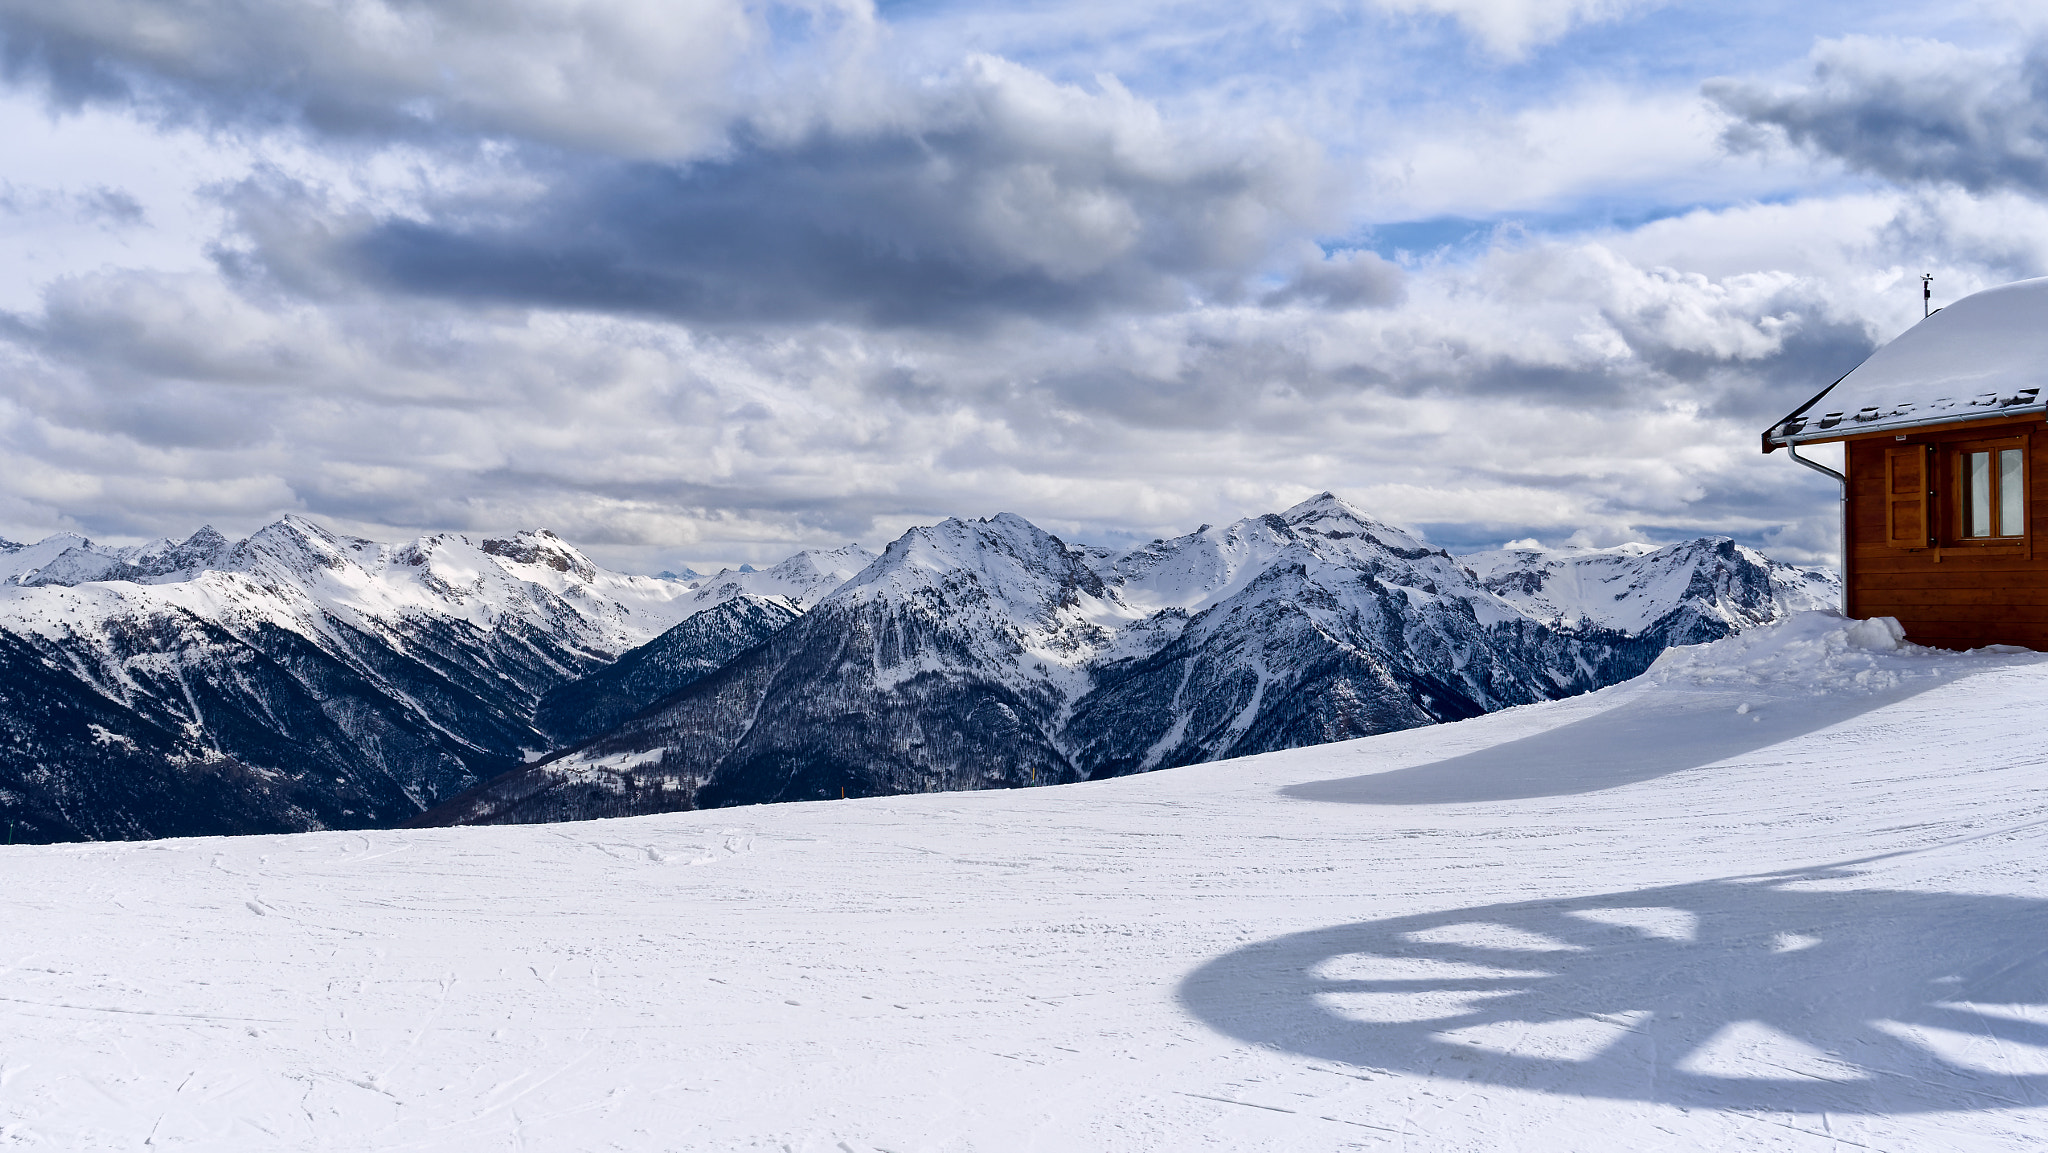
[5,615,2045,1150]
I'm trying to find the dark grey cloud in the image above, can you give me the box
[1599,296,1875,424]
[0,0,770,156]
[1261,248,1406,309]
[226,60,1329,329]
[1708,36,2048,197]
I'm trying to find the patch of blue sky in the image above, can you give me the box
[1340,192,1808,265]
[867,0,1968,134]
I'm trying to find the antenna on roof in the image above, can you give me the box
[1921,273,1933,319]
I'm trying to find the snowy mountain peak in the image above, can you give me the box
[241,515,360,574]
[181,524,230,550]
[683,543,877,612]
[1280,490,1416,540]
[137,525,236,577]
[842,514,1106,612]
[1104,496,1455,619]
[479,530,600,582]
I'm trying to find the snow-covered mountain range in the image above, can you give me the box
[420,495,1836,830]
[0,519,869,841]
[0,497,1831,841]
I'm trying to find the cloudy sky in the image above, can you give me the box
[1,0,2044,571]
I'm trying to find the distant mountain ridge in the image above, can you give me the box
[0,501,1832,842]
[0,518,868,842]
[421,495,1836,829]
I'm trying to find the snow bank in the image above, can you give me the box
[1643,610,2020,695]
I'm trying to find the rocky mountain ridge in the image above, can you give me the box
[0,500,1833,841]
[422,495,1837,829]
[0,518,868,841]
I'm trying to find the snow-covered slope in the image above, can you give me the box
[431,495,1827,827]
[8,614,2045,1150]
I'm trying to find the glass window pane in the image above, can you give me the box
[1970,451,1992,537]
[2002,447,2026,536]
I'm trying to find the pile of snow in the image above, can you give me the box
[1646,611,1956,695]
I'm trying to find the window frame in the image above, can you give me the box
[1945,433,2031,548]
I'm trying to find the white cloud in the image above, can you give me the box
[1363,88,1762,222]
[1372,0,1662,59]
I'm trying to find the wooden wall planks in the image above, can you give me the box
[1843,416,2048,649]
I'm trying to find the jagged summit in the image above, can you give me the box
[1101,493,1456,621]
[1281,489,1410,533]
[423,499,1838,830]
[480,529,600,581]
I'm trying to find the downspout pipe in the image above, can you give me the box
[1785,441,1849,616]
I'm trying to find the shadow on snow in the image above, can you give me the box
[1281,682,1946,806]
[1179,866,2048,1113]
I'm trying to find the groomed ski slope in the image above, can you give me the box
[4,615,2048,1150]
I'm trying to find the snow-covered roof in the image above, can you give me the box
[1764,276,2048,450]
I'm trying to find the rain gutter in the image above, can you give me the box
[1785,442,1848,615]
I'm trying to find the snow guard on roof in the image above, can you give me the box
[1763,276,2048,452]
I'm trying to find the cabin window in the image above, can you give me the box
[1953,437,2028,541]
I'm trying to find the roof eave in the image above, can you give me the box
[1760,372,1850,455]
[1765,400,2048,448]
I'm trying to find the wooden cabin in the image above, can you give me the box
[1763,277,2048,650]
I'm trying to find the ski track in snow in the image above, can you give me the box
[3,623,2048,1149]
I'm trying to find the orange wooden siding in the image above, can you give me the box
[1845,416,2048,650]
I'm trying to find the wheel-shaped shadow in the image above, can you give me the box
[1283,684,1944,806]
[1180,870,2048,1112]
